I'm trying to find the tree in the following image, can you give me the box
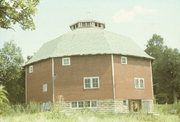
[0,85,9,114]
[158,48,180,103]
[0,41,24,103]
[0,0,39,30]
[145,34,180,104]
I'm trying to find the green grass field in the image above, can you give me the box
[0,103,179,122]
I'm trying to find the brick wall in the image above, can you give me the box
[114,55,153,100]
[54,55,113,101]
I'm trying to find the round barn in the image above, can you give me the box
[25,20,154,113]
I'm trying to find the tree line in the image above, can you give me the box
[145,34,180,104]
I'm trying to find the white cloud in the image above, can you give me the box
[112,5,156,23]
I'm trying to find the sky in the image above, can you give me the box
[0,0,180,59]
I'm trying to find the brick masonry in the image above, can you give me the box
[26,54,154,113]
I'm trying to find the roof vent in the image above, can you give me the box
[70,20,105,30]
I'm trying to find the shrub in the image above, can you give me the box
[0,85,9,114]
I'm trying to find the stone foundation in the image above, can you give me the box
[58,99,153,113]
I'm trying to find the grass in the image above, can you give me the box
[0,103,180,122]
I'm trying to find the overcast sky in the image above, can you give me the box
[0,0,180,59]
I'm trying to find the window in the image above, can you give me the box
[95,23,97,27]
[29,65,33,73]
[78,101,84,108]
[84,77,99,89]
[91,101,97,107]
[85,101,90,107]
[72,102,77,108]
[84,79,91,89]
[121,56,127,64]
[134,78,144,88]
[123,100,128,106]
[71,101,97,108]
[43,84,48,92]
[62,57,71,66]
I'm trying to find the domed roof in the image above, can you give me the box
[26,27,153,65]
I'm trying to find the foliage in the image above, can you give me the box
[0,85,9,114]
[0,0,39,30]
[0,104,179,122]
[145,34,180,104]
[0,40,25,103]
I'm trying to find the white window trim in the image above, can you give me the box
[83,77,100,89]
[43,83,48,92]
[121,56,127,64]
[62,57,71,66]
[71,100,97,109]
[134,78,145,89]
[123,100,129,106]
[29,65,33,73]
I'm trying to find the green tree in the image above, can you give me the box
[0,41,24,103]
[0,85,9,114]
[158,48,180,103]
[145,34,180,104]
[0,0,39,30]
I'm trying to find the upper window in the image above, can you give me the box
[43,83,48,92]
[121,56,127,64]
[84,77,99,89]
[134,78,144,89]
[62,57,71,66]
[29,65,33,73]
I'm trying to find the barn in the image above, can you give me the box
[25,20,154,113]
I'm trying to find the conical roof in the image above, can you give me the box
[26,28,153,65]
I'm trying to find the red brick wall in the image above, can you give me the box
[26,59,53,103]
[26,54,153,103]
[54,55,113,101]
[114,55,153,100]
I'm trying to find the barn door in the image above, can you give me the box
[129,100,141,112]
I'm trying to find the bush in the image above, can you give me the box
[0,85,9,114]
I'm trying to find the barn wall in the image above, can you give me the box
[114,55,153,100]
[26,59,53,103]
[54,55,114,101]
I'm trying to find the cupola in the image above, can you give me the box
[70,20,105,30]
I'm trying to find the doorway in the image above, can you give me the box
[129,100,141,112]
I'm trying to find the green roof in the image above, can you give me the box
[26,28,153,65]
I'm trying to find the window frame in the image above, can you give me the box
[134,78,145,89]
[121,56,128,64]
[62,57,71,66]
[123,100,129,106]
[71,100,97,108]
[29,65,33,73]
[83,77,100,89]
[42,83,48,92]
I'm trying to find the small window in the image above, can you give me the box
[71,101,97,108]
[85,101,90,107]
[92,78,99,88]
[95,23,97,27]
[123,100,128,106]
[121,56,127,64]
[29,65,33,73]
[84,77,99,89]
[43,84,48,92]
[134,78,144,88]
[72,102,77,108]
[84,79,91,89]
[78,101,84,108]
[62,57,71,66]
[91,101,97,107]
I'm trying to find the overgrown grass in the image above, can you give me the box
[0,103,180,122]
